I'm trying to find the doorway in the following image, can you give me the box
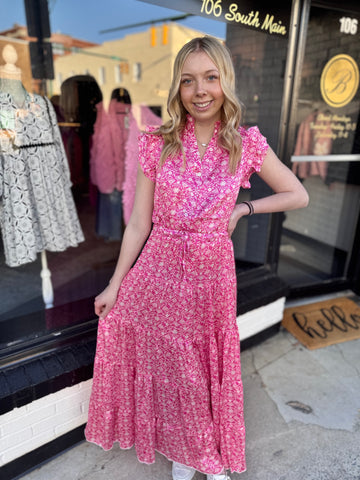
[278,4,360,293]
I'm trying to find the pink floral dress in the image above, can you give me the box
[85,115,268,474]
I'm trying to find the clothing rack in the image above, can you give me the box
[58,122,81,127]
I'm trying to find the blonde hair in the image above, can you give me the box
[153,36,243,174]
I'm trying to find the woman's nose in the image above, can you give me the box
[195,81,207,95]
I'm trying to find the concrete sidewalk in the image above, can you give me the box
[18,329,360,480]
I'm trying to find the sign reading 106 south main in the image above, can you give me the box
[140,0,291,38]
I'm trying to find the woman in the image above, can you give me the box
[85,36,309,480]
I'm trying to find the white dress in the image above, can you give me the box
[0,92,84,267]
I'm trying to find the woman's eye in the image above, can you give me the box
[181,78,192,85]
[208,75,218,81]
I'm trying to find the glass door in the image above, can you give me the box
[278,4,360,291]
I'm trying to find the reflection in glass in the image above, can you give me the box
[278,7,360,290]
[0,17,222,353]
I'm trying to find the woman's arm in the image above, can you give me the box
[228,147,309,236]
[94,165,155,318]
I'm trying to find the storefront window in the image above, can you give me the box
[227,20,289,272]
[0,1,230,357]
[0,0,296,357]
[278,5,360,290]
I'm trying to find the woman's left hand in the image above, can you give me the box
[228,203,248,237]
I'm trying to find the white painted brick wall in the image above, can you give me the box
[237,297,286,341]
[0,379,93,467]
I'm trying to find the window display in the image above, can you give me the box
[1,0,327,356]
[0,45,84,268]
[0,2,234,356]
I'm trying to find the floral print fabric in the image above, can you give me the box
[85,116,268,474]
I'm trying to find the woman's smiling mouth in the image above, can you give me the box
[194,101,212,108]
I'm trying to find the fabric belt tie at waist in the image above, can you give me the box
[154,224,228,240]
[154,224,228,280]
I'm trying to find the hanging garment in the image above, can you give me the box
[90,101,114,194]
[95,189,123,241]
[0,92,84,267]
[85,116,269,474]
[90,100,132,194]
[90,100,132,240]
[292,110,332,180]
[108,99,131,191]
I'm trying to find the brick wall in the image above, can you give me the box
[0,380,92,467]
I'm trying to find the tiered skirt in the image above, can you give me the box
[85,225,246,474]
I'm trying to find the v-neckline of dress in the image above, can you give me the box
[186,114,220,162]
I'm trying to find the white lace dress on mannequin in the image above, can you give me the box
[0,91,84,267]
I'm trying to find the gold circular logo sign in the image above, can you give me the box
[320,54,359,108]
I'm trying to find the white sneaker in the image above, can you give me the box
[172,461,196,480]
[207,474,229,480]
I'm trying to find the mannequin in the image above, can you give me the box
[0,44,54,307]
[0,44,26,107]
[0,44,84,308]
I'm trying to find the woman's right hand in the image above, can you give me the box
[92,166,155,320]
[94,283,120,320]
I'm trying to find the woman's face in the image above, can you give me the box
[179,50,224,125]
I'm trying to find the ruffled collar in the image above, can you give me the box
[184,114,221,140]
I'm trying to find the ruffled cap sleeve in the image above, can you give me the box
[138,127,163,182]
[239,126,269,188]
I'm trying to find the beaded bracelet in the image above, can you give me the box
[241,201,254,216]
